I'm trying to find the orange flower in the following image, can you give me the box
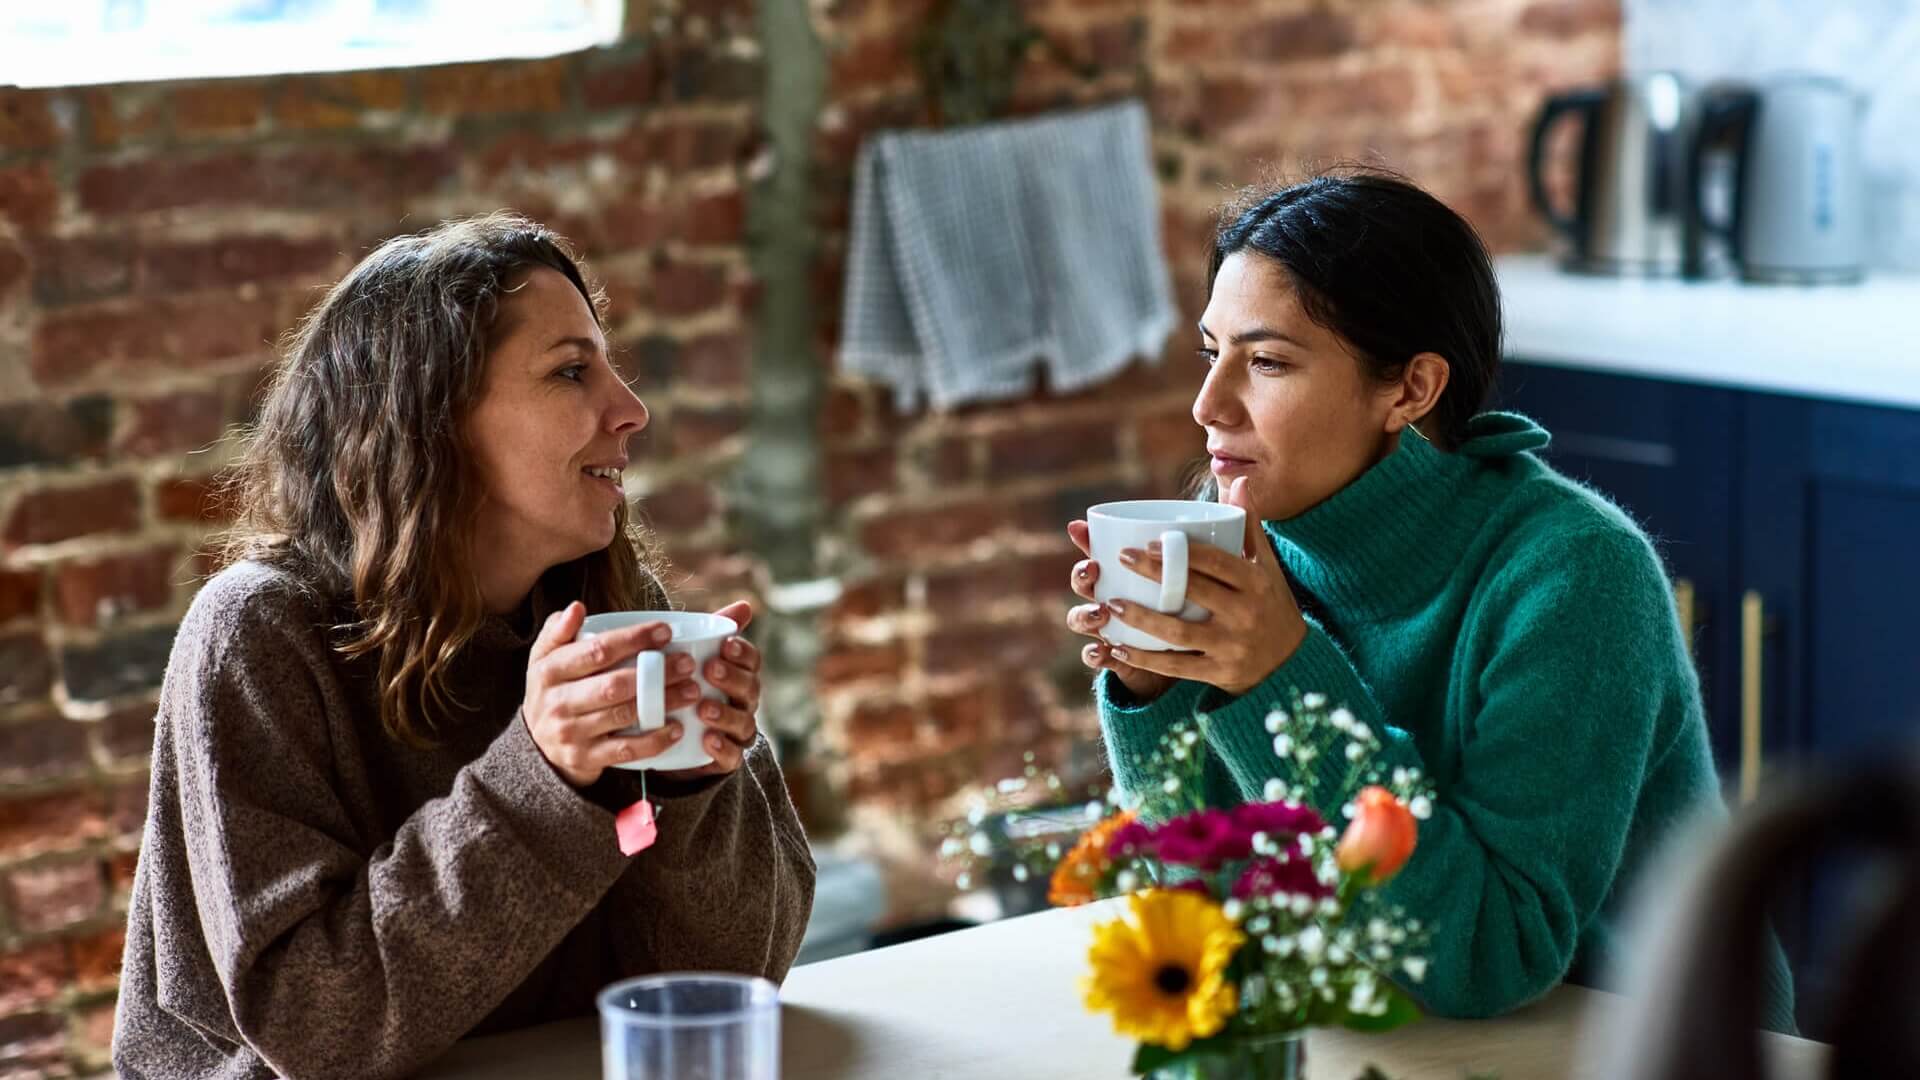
[1050,810,1137,907]
[1336,786,1417,885]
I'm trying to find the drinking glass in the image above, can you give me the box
[598,973,780,1080]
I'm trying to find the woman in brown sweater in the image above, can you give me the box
[113,214,816,1079]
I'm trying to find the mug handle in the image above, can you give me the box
[636,650,666,731]
[1157,530,1189,613]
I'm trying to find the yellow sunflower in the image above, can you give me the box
[1082,889,1244,1051]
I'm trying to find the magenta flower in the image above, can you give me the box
[1105,820,1157,860]
[1230,800,1327,840]
[1231,854,1332,901]
[1150,809,1250,871]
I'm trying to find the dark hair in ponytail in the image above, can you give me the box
[1208,169,1503,451]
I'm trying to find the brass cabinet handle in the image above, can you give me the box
[1673,577,1697,658]
[1740,590,1764,804]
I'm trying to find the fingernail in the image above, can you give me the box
[701,702,719,719]
[1107,598,1128,614]
[1111,646,1130,661]
[673,654,695,675]
[651,626,671,644]
[708,734,726,752]
[666,723,683,738]
[1147,541,1162,555]
[1118,549,1139,565]
[708,660,728,681]
[727,639,743,658]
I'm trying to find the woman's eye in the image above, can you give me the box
[1195,347,1219,365]
[1251,356,1288,374]
[556,363,587,383]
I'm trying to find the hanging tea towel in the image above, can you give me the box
[840,100,1177,411]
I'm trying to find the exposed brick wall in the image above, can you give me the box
[0,0,1617,1071]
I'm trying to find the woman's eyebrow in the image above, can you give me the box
[545,335,602,355]
[1198,321,1307,348]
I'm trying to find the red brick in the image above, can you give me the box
[108,850,140,893]
[2,478,141,547]
[1137,406,1205,467]
[83,86,168,147]
[114,391,228,457]
[275,71,411,130]
[0,239,25,298]
[679,333,749,390]
[77,144,458,216]
[107,779,148,843]
[155,475,230,524]
[138,233,341,294]
[170,81,266,138]
[30,294,285,389]
[0,163,58,232]
[1239,10,1356,61]
[0,568,40,623]
[923,620,1069,678]
[52,547,180,628]
[831,34,913,96]
[0,790,109,861]
[0,940,71,1014]
[419,57,573,115]
[987,420,1120,481]
[0,88,60,151]
[1519,0,1621,38]
[1084,20,1145,69]
[842,700,920,753]
[0,712,84,782]
[582,51,663,109]
[826,444,897,506]
[669,407,747,455]
[859,501,1010,561]
[95,705,157,765]
[650,257,730,318]
[624,118,748,171]
[3,859,106,935]
[826,576,907,623]
[820,386,868,443]
[926,688,993,749]
[925,552,1075,614]
[27,233,134,305]
[66,925,126,991]
[639,481,717,533]
[817,641,906,687]
[0,1010,65,1072]
[685,189,746,247]
[74,996,119,1055]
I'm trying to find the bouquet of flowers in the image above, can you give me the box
[951,692,1436,1079]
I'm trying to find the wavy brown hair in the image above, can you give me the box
[221,212,668,746]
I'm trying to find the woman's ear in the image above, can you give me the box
[1384,352,1450,435]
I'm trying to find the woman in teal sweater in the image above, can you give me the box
[1066,172,1796,1032]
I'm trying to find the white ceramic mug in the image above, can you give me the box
[1087,500,1247,652]
[580,610,740,771]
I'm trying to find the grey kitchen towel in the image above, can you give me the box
[840,100,1176,411]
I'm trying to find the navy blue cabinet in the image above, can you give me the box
[1500,359,1920,1031]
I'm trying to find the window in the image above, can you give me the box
[0,0,625,89]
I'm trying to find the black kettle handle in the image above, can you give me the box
[1527,88,1606,245]
[1688,87,1759,271]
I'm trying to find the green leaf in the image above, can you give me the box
[1338,985,1423,1034]
[1128,1032,1236,1075]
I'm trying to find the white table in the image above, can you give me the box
[422,902,1827,1078]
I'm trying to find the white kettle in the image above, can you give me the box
[1691,75,1869,284]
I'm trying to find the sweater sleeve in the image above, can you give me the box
[596,736,817,983]
[1196,529,1680,1019]
[165,597,640,1080]
[1095,669,1209,801]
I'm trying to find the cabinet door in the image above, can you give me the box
[1498,362,1742,773]
[1739,392,1920,1014]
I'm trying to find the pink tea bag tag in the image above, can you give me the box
[616,798,657,855]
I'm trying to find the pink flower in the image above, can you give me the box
[1151,810,1250,871]
[1229,800,1328,840]
[1105,820,1156,860]
[1231,854,1332,900]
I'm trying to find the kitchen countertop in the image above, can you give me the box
[419,900,1828,1079]
[1497,254,1920,411]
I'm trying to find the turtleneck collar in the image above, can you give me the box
[1264,412,1551,623]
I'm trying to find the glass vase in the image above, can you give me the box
[1144,1030,1307,1080]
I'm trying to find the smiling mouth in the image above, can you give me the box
[583,465,625,495]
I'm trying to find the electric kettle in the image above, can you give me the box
[1691,75,1868,284]
[1527,72,1701,276]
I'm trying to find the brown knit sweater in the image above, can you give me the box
[112,561,815,1079]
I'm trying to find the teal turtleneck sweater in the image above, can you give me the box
[1097,412,1796,1033]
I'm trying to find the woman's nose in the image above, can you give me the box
[1191,363,1239,430]
[609,381,649,435]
